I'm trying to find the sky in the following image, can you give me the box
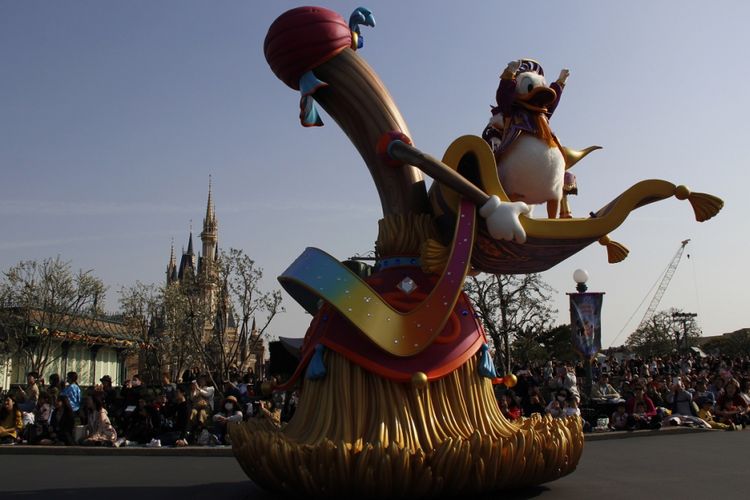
[1,0,748,348]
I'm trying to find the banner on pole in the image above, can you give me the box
[568,292,604,359]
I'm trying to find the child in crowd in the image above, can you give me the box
[609,402,628,431]
[628,401,652,430]
[698,400,734,430]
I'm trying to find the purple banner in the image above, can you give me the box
[568,292,604,359]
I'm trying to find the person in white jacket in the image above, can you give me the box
[212,395,244,444]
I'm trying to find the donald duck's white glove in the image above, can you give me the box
[479,195,531,243]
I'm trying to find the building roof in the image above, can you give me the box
[3,307,144,349]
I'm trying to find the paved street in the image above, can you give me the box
[1,431,748,499]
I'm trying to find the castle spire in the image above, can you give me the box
[201,176,218,264]
[205,174,216,225]
[186,224,194,255]
[166,238,177,285]
[169,238,176,266]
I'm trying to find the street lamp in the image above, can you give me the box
[568,269,604,402]
[573,269,589,293]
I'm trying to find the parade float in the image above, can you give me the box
[231,6,723,497]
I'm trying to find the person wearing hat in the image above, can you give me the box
[211,395,244,444]
[97,375,118,413]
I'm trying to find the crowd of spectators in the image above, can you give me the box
[0,368,298,447]
[3,352,750,447]
[495,352,750,433]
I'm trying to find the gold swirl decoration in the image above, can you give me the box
[231,351,583,497]
[427,135,724,274]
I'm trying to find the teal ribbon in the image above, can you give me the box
[478,343,498,379]
[305,344,327,380]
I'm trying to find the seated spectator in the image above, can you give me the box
[39,395,75,446]
[46,373,62,402]
[591,375,622,401]
[61,371,81,416]
[691,379,716,408]
[17,371,40,413]
[647,376,670,408]
[545,389,570,418]
[0,395,23,444]
[619,380,635,402]
[548,364,580,403]
[81,396,117,446]
[498,393,521,421]
[628,401,656,430]
[190,375,216,413]
[223,380,243,402]
[212,396,244,444]
[122,374,145,411]
[238,374,252,405]
[625,386,661,429]
[697,399,734,430]
[251,399,282,428]
[716,380,749,428]
[708,375,725,401]
[739,379,750,407]
[119,398,154,446]
[565,397,581,418]
[521,385,546,417]
[545,400,565,419]
[25,392,53,444]
[189,379,212,433]
[152,386,192,447]
[98,375,119,413]
[609,402,628,431]
[668,379,697,416]
[161,373,177,404]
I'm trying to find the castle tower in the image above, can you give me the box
[201,176,218,264]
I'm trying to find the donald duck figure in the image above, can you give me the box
[482,59,594,219]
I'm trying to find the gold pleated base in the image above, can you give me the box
[231,351,583,497]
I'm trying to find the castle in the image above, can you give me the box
[161,178,264,380]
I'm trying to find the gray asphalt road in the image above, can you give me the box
[1,431,747,499]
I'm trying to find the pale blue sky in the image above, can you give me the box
[1,0,748,346]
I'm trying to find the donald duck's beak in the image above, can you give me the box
[517,86,557,109]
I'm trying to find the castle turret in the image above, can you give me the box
[177,230,196,280]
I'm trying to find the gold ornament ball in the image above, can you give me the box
[411,371,428,389]
[503,373,518,388]
[674,185,691,200]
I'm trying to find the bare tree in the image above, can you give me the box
[118,281,166,383]
[117,248,283,393]
[626,308,702,357]
[0,257,106,378]
[465,273,556,372]
[202,248,283,391]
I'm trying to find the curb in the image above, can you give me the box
[584,426,714,441]
[0,444,235,457]
[0,427,719,455]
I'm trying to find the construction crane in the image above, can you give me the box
[634,239,691,332]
